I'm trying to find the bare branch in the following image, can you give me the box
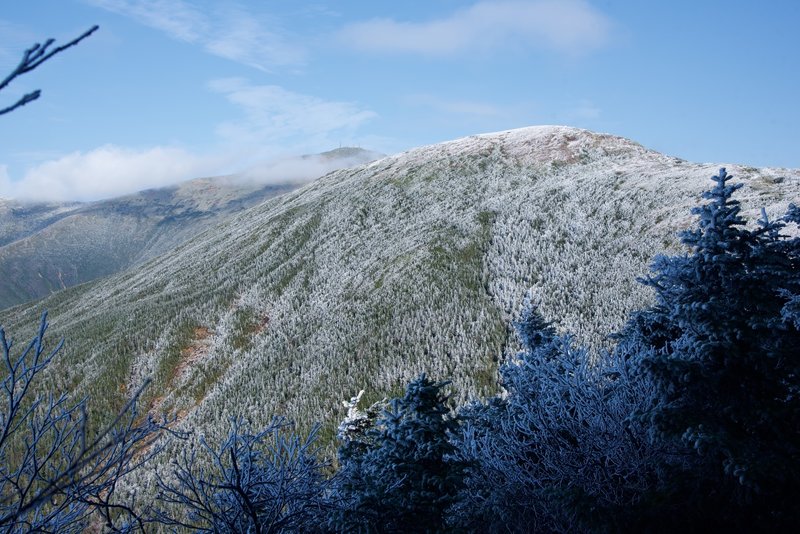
[152,418,330,532]
[0,311,166,531]
[0,25,98,116]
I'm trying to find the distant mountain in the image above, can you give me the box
[0,148,382,309]
[1,127,796,451]
[0,198,84,246]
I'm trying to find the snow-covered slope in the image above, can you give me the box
[1,126,797,445]
[0,148,382,310]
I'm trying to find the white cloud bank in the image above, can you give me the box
[339,0,611,57]
[1,80,378,202]
[0,145,221,202]
[238,151,383,185]
[85,0,305,70]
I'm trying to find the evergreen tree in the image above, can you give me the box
[619,168,800,526]
[332,375,465,533]
[453,305,661,532]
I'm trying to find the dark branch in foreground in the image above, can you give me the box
[0,25,98,116]
[0,312,169,532]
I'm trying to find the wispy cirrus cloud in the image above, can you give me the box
[85,0,305,70]
[339,0,612,58]
[85,0,206,41]
[205,11,304,70]
[209,77,377,151]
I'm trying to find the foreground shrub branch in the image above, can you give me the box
[0,312,164,532]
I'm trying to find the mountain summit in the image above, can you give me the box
[1,126,796,443]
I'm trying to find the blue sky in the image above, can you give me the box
[0,0,798,201]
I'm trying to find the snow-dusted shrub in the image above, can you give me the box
[452,306,661,532]
[152,418,330,532]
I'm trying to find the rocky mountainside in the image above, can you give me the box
[1,126,796,445]
[0,148,382,309]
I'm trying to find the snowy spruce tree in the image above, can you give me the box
[618,168,800,527]
[453,305,661,532]
[331,375,465,533]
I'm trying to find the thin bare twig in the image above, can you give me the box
[0,25,98,116]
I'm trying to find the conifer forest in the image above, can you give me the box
[1,8,799,533]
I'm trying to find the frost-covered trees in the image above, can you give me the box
[453,306,662,532]
[452,168,800,530]
[0,312,163,532]
[3,165,797,531]
[619,168,800,527]
[331,375,465,533]
[153,418,330,533]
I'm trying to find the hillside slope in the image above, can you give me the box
[0,148,381,309]
[1,126,797,444]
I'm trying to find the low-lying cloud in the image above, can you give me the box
[0,78,379,202]
[237,151,383,185]
[0,145,385,203]
[0,145,221,202]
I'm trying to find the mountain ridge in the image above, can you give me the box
[0,126,796,449]
[0,147,383,309]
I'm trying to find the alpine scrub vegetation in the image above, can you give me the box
[0,313,165,532]
[449,168,800,531]
[1,165,797,531]
[2,127,795,465]
[151,418,331,532]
